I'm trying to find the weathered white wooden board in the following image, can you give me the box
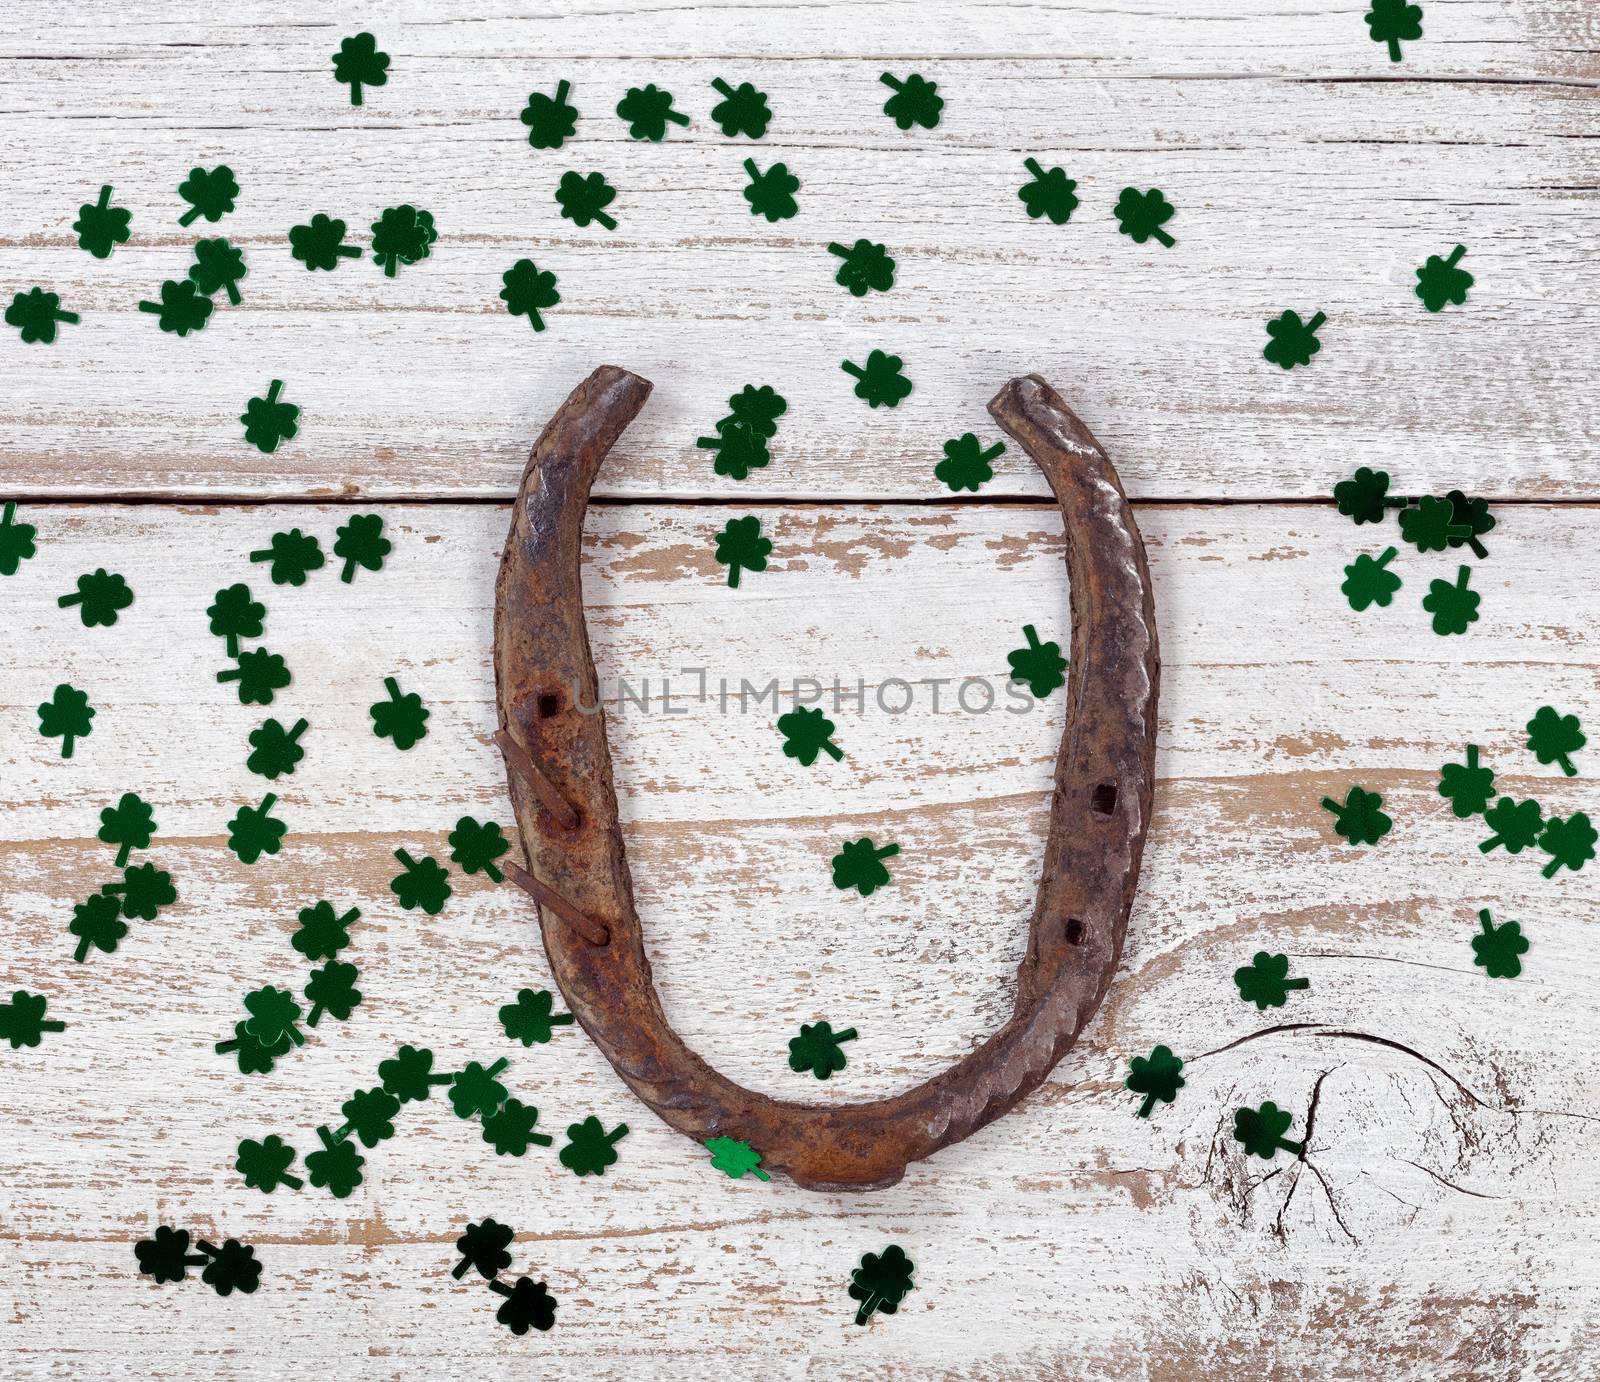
[1,501,1596,1376]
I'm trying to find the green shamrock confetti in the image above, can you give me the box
[1398,495,1469,553]
[370,205,436,277]
[743,159,800,222]
[242,984,304,1049]
[250,528,324,586]
[1471,908,1527,978]
[709,78,770,138]
[391,849,452,915]
[828,239,896,296]
[453,1218,515,1280]
[789,1020,856,1079]
[778,706,843,765]
[203,1239,262,1297]
[491,1277,558,1335]
[1422,565,1480,636]
[555,171,619,230]
[449,1058,510,1120]
[1527,706,1584,777]
[236,1134,302,1193]
[371,676,428,749]
[727,384,787,436]
[215,1020,291,1075]
[449,815,509,882]
[616,83,689,141]
[841,349,912,408]
[1234,1102,1305,1160]
[138,278,214,336]
[59,569,133,627]
[1366,0,1423,63]
[697,419,770,480]
[134,1226,206,1284]
[832,837,899,896]
[1342,547,1402,611]
[849,1245,915,1326]
[289,214,360,271]
[1444,490,1494,559]
[38,683,94,758]
[227,794,286,865]
[521,80,578,149]
[483,1097,554,1156]
[880,72,943,129]
[1334,466,1408,525]
[333,32,389,105]
[1018,159,1079,225]
[218,647,291,705]
[1234,952,1310,1010]
[934,433,1005,493]
[500,259,560,332]
[706,1136,770,1180]
[500,989,574,1047]
[1438,744,1495,817]
[305,961,362,1026]
[306,1125,365,1198]
[6,287,78,344]
[105,861,176,921]
[240,380,299,454]
[336,1086,400,1148]
[74,185,132,259]
[1114,187,1176,248]
[1539,812,1595,879]
[1264,310,1326,369]
[714,515,773,587]
[1125,1044,1185,1117]
[333,513,390,582]
[177,166,238,227]
[0,990,66,1049]
[559,1115,629,1176]
[379,1044,453,1104]
[292,900,359,962]
[1480,796,1544,855]
[98,792,156,868]
[207,582,265,657]
[247,717,308,779]
[1320,785,1391,845]
[1415,244,1471,312]
[69,892,126,962]
[188,236,247,305]
[1,502,37,575]
[1006,624,1068,698]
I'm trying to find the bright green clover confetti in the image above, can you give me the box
[500,259,560,332]
[697,419,770,480]
[105,861,176,921]
[491,1277,558,1335]
[250,528,324,586]
[306,1125,365,1198]
[1341,547,1402,612]
[1398,495,1469,553]
[242,984,304,1049]
[1334,466,1408,525]
[333,513,390,582]
[177,166,238,227]
[217,647,291,705]
[850,1244,915,1326]
[616,83,689,141]
[1445,490,1494,559]
[98,792,156,868]
[1416,244,1471,312]
[215,1020,291,1075]
[778,706,843,766]
[336,1086,401,1148]
[333,32,389,106]
[727,385,787,436]
[1540,812,1595,879]
[1125,1044,1185,1117]
[369,205,436,277]
[247,717,308,780]
[1320,785,1392,845]
[0,990,66,1049]
[38,683,94,758]
[841,349,912,408]
[743,158,800,222]
[709,78,770,138]
[304,960,362,1027]
[1018,159,1078,225]
[1366,0,1424,64]
[705,1136,770,1180]
[69,891,126,962]
[1264,310,1326,369]
[559,1115,629,1176]
[1233,1102,1305,1160]
[880,72,943,130]
[499,988,574,1047]
[1114,187,1176,248]
[1,502,37,575]
[483,1097,554,1156]
[236,1134,302,1193]
[449,815,509,882]
[789,1020,857,1079]
[555,171,619,230]
[6,288,79,344]
[59,569,133,628]
[714,515,773,588]
[1439,744,1495,818]
[138,278,214,336]
[292,899,359,962]
[1006,624,1067,698]
[828,239,896,296]
[207,582,265,657]
[379,1044,453,1104]
[240,380,300,454]
[74,185,132,259]
[188,236,247,305]
[227,794,287,865]
[832,837,899,896]
[1234,952,1310,1010]
[934,433,1005,493]
[453,1218,515,1280]
[1480,795,1544,855]
[521,80,578,149]
[133,1226,205,1284]
[1527,706,1585,777]
[1422,565,1480,636]
[1471,909,1527,978]
[391,849,452,915]
[370,676,428,749]
[449,1058,511,1120]
[289,214,360,271]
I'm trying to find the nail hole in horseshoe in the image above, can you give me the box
[536,691,562,719]
[1064,918,1087,946]
[1090,783,1118,816]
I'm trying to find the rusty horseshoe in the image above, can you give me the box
[493,367,1159,1191]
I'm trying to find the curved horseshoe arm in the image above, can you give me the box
[494,366,1159,1190]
